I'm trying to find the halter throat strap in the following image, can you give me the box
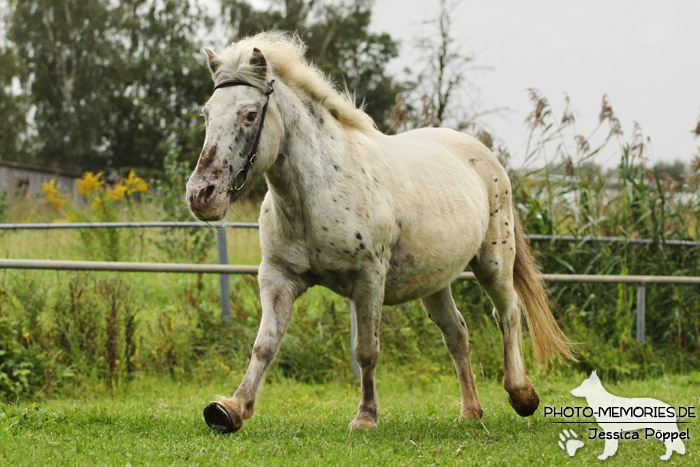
[213,78,275,192]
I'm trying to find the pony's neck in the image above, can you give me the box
[264,81,349,228]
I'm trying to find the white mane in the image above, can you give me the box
[214,32,376,133]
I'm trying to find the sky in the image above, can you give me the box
[369,0,700,167]
[206,0,700,168]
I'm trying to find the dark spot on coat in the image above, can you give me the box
[316,248,321,253]
[495,209,499,213]
[333,164,340,171]
[264,208,270,213]
[469,158,477,163]
[355,232,362,240]
[330,242,335,246]
[332,198,337,203]
[491,241,497,245]
[245,401,255,414]
[359,243,365,249]
[322,226,328,231]
[494,178,498,182]
[198,145,218,170]
[228,165,233,174]
[502,241,506,244]
[505,222,509,226]
[253,345,273,363]
[345,207,350,211]
[343,250,351,254]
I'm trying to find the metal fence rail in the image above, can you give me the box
[2,222,700,246]
[2,258,699,345]
[3,222,700,347]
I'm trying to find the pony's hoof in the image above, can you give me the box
[204,401,243,434]
[458,406,483,420]
[348,416,378,430]
[507,386,540,417]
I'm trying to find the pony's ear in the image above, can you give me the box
[249,47,267,80]
[591,370,599,381]
[205,48,220,75]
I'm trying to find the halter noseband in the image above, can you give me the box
[213,78,275,192]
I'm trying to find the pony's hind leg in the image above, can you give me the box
[421,287,482,419]
[471,248,540,417]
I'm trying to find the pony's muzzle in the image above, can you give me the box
[186,179,229,221]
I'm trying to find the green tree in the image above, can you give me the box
[219,0,401,131]
[0,43,30,162]
[6,0,210,172]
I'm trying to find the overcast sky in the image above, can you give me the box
[210,0,700,167]
[370,0,700,167]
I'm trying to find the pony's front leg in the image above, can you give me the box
[204,261,306,433]
[349,268,385,430]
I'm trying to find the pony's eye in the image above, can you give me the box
[245,112,258,123]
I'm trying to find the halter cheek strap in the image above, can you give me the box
[212,78,275,192]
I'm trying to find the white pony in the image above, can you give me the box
[186,32,574,434]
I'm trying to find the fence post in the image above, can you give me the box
[216,228,232,324]
[636,283,646,344]
[349,301,361,381]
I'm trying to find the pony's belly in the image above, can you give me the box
[382,241,480,305]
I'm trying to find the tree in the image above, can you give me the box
[218,0,401,131]
[0,42,31,162]
[5,0,211,172]
[390,0,498,135]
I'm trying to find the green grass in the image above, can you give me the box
[1,371,698,466]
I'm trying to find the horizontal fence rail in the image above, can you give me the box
[2,222,699,246]
[0,222,259,230]
[3,222,700,347]
[3,259,700,285]
[3,259,700,346]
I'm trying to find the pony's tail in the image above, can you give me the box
[513,212,576,365]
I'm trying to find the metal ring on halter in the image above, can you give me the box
[231,154,257,191]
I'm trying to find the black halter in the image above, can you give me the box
[213,78,275,192]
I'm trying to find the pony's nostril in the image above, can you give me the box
[200,185,216,202]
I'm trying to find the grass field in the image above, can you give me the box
[1,371,698,466]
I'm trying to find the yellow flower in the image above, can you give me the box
[41,178,60,196]
[91,196,104,212]
[47,196,66,211]
[107,183,127,201]
[41,178,66,212]
[123,170,148,195]
[77,171,104,196]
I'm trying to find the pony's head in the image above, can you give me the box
[186,46,282,221]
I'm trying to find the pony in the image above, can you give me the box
[186,32,574,434]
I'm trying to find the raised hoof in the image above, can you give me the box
[204,401,243,434]
[348,417,378,430]
[507,386,540,417]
